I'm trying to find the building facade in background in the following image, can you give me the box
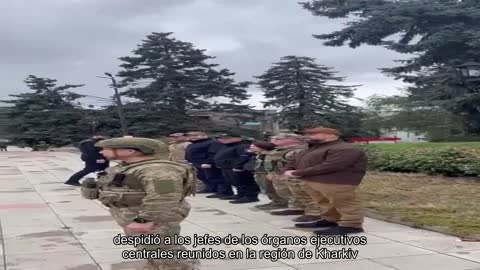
[381,128,428,143]
[188,109,280,134]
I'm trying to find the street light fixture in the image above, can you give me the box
[101,72,129,136]
[457,62,480,80]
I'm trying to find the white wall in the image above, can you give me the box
[381,129,429,143]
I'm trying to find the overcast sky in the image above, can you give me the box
[1,0,407,109]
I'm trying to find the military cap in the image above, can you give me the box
[270,133,303,140]
[303,127,342,136]
[252,141,276,151]
[215,132,242,139]
[168,133,185,137]
[95,137,167,155]
[185,131,207,136]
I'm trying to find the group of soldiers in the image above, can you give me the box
[168,131,262,204]
[79,126,368,270]
[168,128,368,234]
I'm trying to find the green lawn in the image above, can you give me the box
[358,142,480,238]
[361,142,480,152]
[361,172,480,238]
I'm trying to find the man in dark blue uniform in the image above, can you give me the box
[213,133,260,204]
[65,135,110,186]
[185,131,232,195]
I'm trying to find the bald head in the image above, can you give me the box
[186,131,209,141]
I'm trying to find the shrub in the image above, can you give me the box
[356,144,480,177]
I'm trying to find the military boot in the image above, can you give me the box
[219,195,242,200]
[230,197,260,204]
[295,220,338,228]
[255,202,288,210]
[207,193,232,198]
[314,226,364,235]
[292,215,323,223]
[270,209,304,216]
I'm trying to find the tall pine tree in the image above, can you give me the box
[2,75,88,147]
[256,56,363,135]
[301,0,480,132]
[117,32,250,115]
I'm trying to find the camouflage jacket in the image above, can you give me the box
[168,141,191,163]
[264,144,307,173]
[97,159,196,222]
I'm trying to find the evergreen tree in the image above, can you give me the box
[256,55,363,136]
[2,75,88,147]
[117,32,250,115]
[301,0,480,132]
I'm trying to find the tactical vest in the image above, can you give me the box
[97,159,196,208]
[254,154,268,173]
[264,145,307,173]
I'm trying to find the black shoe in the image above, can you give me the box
[230,197,260,204]
[219,195,241,200]
[64,182,81,187]
[295,220,338,228]
[206,193,232,198]
[197,189,216,194]
[314,226,364,235]
[270,209,304,216]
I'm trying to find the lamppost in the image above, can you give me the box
[101,73,129,136]
[457,62,480,81]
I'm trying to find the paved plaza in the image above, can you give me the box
[1,149,480,270]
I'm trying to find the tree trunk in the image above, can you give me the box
[294,60,307,128]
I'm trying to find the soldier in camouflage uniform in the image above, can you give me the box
[167,133,191,164]
[167,132,207,193]
[247,141,288,210]
[83,137,198,270]
[266,133,324,223]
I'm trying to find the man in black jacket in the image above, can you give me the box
[185,131,232,195]
[64,135,110,186]
[213,133,260,204]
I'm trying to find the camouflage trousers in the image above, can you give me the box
[110,206,200,270]
[254,172,287,204]
[269,173,323,216]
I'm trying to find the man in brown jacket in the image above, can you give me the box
[284,127,368,235]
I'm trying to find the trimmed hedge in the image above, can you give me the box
[356,144,480,177]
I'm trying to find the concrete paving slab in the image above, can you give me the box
[369,229,456,242]
[89,249,141,264]
[99,261,145,270]
[198,258,286,270]
[295,260,397,270]
[4,230,83,255]
[345,242,436,259]
[241,267,296,270]
[6,251,96,269]
[448,250,480,263]
[406,238,480,253]
[1,151,479,270]
[11,265,100,270]
[0,225,71,238]
[374,254,480,270]
[80,236,132,251]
